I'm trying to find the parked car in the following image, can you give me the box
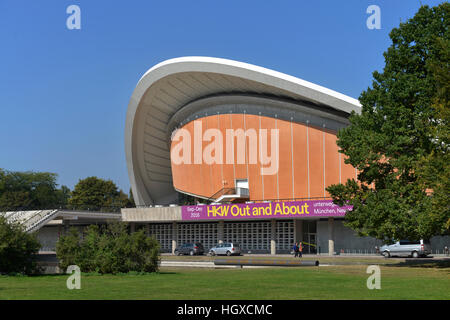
[380,239,431,258]
[209,243,241,256]
[174,243,205,256]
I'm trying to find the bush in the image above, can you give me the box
[56,222,160,274]
[0,216,41,275]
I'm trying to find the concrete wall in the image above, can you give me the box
[317,219,383,254]
[430,236,450,254]
[36,226,60,252]
[121,206,181,222]
[317,219,450,255]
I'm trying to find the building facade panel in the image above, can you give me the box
[292,121,309,199]
[259,115,278,200]
[171,114,357,201]
[148,223,173,253]
[277,119,294,199]
[308,126,325,198]
[324,129,340,197]
[231,113,248,181]
[246,114,264,200]
[276,220,294,253]
[223,221,271,253]
[219,112,236,193]
[177,222,218,251]
[207,114,224,196]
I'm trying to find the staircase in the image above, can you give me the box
[208,187,250,204]
[1,210,60,233]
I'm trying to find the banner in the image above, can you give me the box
[181,200,352,221]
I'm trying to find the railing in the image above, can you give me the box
[207,187,250,203]
[207,188,236,202]
[247,196,333,203]
[0,210,58,233]
[0,204,123,213]
[23,210,59,233]
[1,206,123,233]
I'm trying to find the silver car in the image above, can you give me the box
[380,239,431,258]
[209,243,241,256]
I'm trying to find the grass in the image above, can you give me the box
[0,264,448,300]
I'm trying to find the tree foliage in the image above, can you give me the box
[416,36,450,233]
[0,169,70,210]
[128,188,136,207]
[0,216,41,274]
[327,4,449,242]
[68,176,132,210]
[56,222,160,274]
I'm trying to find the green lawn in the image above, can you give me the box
[0,265,448,300]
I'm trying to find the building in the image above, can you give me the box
[123,56,378,255]
[6,57,447,256]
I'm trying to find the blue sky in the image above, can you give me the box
[0,0,444,193]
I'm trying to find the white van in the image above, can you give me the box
[380,239,431,258]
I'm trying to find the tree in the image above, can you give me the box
[56,185,71,208]
[416,36,450,233]
[327,4,449,242]
[0,169,70,210]
[0,216,41,274]
[128,188,136,207]
[118,189,134,208]
[68,176,131,211]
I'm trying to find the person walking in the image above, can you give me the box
[298,242,303,258]
[293,242,299,258]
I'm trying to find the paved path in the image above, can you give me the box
[159,260,319,268]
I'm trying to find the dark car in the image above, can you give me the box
[174,243,205,256]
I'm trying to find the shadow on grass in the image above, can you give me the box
[386,258,450,269]
[156,272,177,275]
[1,270,178,278]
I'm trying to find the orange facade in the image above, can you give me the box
[171,114,356,201]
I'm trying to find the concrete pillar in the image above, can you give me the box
[145,223,150,237]
[270,219,276,255]
[328,217,334,256]
[294,219,303,243]
[218,221,224,244]
[130,222,135,233]
[172,222,177,254]
[63,219,70,235]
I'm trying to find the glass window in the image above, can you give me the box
[400,240,420,245]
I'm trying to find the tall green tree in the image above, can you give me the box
[56,185,72,207]
[416,36,450,233]
[128,188,136,207]
[0,169,70,210]
[68,176,131,211]
[327,4,449,242]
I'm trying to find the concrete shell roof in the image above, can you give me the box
[125,56,361,205]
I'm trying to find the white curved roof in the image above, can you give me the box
[125,56,361,205]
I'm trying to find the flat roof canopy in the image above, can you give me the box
[125,57,361,206]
